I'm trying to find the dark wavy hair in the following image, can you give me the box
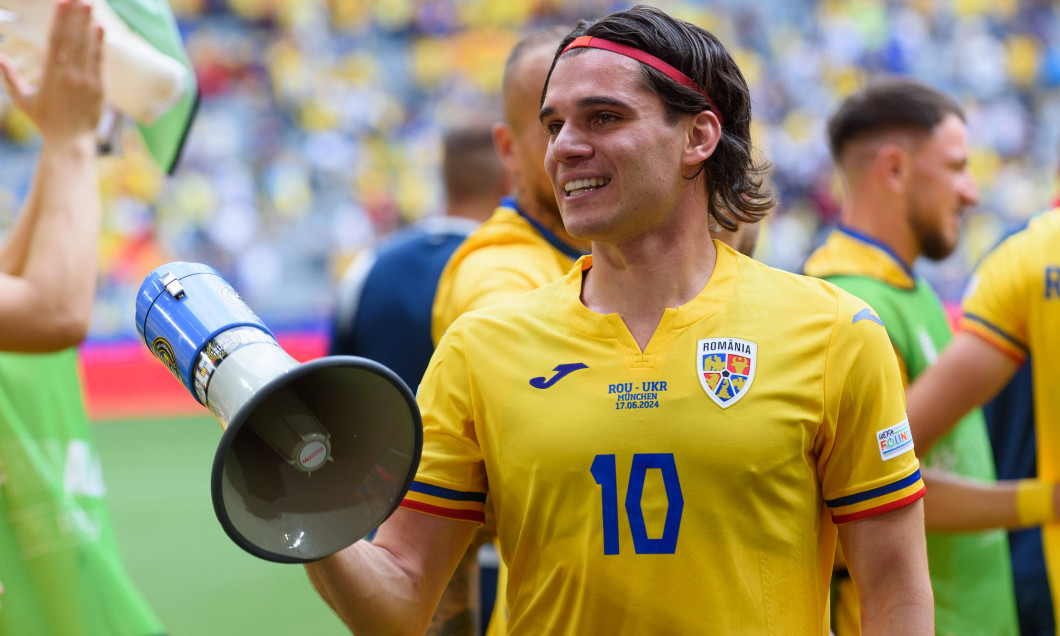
[542,5,774,231]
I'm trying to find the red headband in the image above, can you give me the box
[560,35,722,124]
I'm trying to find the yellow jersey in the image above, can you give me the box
[405,242,925,635]
[960,208,1060,613]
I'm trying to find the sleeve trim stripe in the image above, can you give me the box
[832,486,926,524]
[408,480,487,503]
[826,468,921,508]
[962,313,1028,355]
[399,499,485,524]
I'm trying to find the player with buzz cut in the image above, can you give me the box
[906,208,1060,627]
[304,6,933,634]
[804,77,1022,635]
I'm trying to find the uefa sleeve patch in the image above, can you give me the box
[877,418,914,461]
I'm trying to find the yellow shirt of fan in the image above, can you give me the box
[960,207,1060,610]
[405,242,924,635]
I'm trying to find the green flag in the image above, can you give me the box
[107,0,198,174]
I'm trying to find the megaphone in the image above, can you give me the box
[135,262,422,563]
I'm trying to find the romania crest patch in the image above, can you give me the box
[697,338,757,408]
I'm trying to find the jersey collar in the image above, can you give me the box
[501,196,587,261]
[562,242,739,354]
[804,226,917,290]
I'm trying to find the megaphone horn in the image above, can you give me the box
[135,262,422,563]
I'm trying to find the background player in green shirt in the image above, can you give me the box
[804,77,1060,635]
[0,2,164,633]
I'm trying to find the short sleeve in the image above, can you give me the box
[399,318,487,524]
[960,234,1031,364]
[817,292,925,524]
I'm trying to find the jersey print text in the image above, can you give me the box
[610,381,667,410]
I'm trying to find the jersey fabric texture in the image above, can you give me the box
[405,242,924,636]
[0,349,164,636]
[329,215,479,391]
[430,197,584,345]
[804,226,1019,636]
[960,208,1060,618]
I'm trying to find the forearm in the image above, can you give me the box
[304,508,478,636]
[305,540,431,636]
[907,333,1018,454]
[922,468,1023,531]
[6,135,101,349]
[426,543,480,636]
[27,134,101,303]
[0,169,44,276]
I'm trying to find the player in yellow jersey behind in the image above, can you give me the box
[906,209,1060,628]
[305,7,933,634]
[427,26,588,636]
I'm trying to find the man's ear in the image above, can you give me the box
[492,122,519,175]
[683,110,722,168]
[875,143,910,194]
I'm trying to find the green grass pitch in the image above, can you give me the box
[93,414,349,635]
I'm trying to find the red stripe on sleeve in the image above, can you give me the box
[964,327,1027,365]
[399,499,486,524]
[831,486,927,525]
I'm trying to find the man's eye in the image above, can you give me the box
[546,122,563,135]
[596,113,616,125]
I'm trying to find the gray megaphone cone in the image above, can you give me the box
[135,262,421,563]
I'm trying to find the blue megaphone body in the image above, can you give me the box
[136,262,421,563]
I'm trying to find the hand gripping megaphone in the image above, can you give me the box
[135,262,422,563]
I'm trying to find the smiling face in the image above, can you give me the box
[539,50,697,244]
[906,113,978,261]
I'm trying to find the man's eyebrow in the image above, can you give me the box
[539,96,634,123]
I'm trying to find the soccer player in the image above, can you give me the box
[905,208,1060,626]
[0,2,165,634]
[305,7,933,634]
[803,77,1020,635]
[329,119,508,391]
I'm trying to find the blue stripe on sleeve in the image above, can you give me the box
[825,469,921,508]
[409,481,487,503]
[963,313,1029,354]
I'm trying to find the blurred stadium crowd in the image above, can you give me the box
[2,0,1059,340]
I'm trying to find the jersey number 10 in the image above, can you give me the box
[591,453,684,555]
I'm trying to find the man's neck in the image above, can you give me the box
[582,216,718,351]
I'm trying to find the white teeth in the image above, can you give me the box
[563,177,610,195]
